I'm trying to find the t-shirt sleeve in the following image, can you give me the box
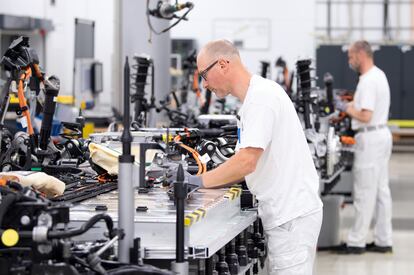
[357,80,376,111]
[238,103,275,150]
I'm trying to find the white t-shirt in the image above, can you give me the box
[352,66,391,130]
[236,75,322,230]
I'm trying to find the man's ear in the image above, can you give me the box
[219,59,230,72]
[218,59,229,67]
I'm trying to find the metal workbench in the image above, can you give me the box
[69,186,257,260]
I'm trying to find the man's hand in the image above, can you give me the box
[334,95,348,112]
[166,167,204,188]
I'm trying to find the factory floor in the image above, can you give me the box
[316,151,414,275]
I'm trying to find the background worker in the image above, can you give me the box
[335,40,393,254]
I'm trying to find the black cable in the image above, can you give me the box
[171,91,180,108]
[48,213,114,239]
[146,0,193,38]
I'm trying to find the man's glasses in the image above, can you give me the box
[199,60,218,81]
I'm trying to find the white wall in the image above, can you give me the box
[0,0,115,105]
[171,0,317,75]
[315,0,413,43]
[171,0,414,75]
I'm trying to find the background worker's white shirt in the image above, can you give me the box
[236,75,322,230]
[352,66,391,130]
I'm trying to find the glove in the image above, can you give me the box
[334,95,348,112]
[0,171,65,197]
[166,167,204,188]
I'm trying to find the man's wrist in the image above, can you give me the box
[189,175,204,188]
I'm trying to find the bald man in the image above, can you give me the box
[335,41,393,254]
[168,40,323,274]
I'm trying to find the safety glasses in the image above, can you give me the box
[199,60,218,81]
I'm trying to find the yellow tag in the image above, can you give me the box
[1,229,19,247]
[162,133,174,142]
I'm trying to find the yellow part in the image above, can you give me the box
[56,95,74,105]
[9,94,19,104]
[188,213,200,222]
[184,217,192,227]
[388,120,414,128]
[194,209,206,218]
[80,101,87,110]
[9,94,74,105]
[224,187,242,200]
[83,122,95,138]
[1,229,19,247]
[224,191,236,200]
[162,134,174,143]
[230,187,242,197]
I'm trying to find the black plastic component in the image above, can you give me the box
[253,220,267,269]
[260,61,270,78]
[296,59,314,129]
[121,57,132,157]
[39,76,60,150]
[174,164,187,263]
[198,259,206,275]
[119,155,135,163]
[323,72,334,114]
[236,233,248,267]
[139,143,164,188]
[130,237,141,264]
[95,204,108,211]
[225,240,240,275]
[136,206,148,212]
[138,188,149,194]
[247,239,258,260]
[216,248,230,275]
[131,55,155,127]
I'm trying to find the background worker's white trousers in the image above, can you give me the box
[347,128,393,247]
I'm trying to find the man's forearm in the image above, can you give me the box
[201,150,258,188]
[345,102,372,123]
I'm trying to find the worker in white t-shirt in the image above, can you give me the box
[167,40,323,274]
[335,40,393,254]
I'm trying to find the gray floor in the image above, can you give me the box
[316,152,414,275]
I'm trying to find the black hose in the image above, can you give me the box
[48,213,114,239]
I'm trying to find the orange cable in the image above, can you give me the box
[17,68,34,135]
[192,71,204,106]
[173,133,207,174]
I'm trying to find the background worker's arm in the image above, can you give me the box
[201,147,263,188]
[345,101,373,123]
